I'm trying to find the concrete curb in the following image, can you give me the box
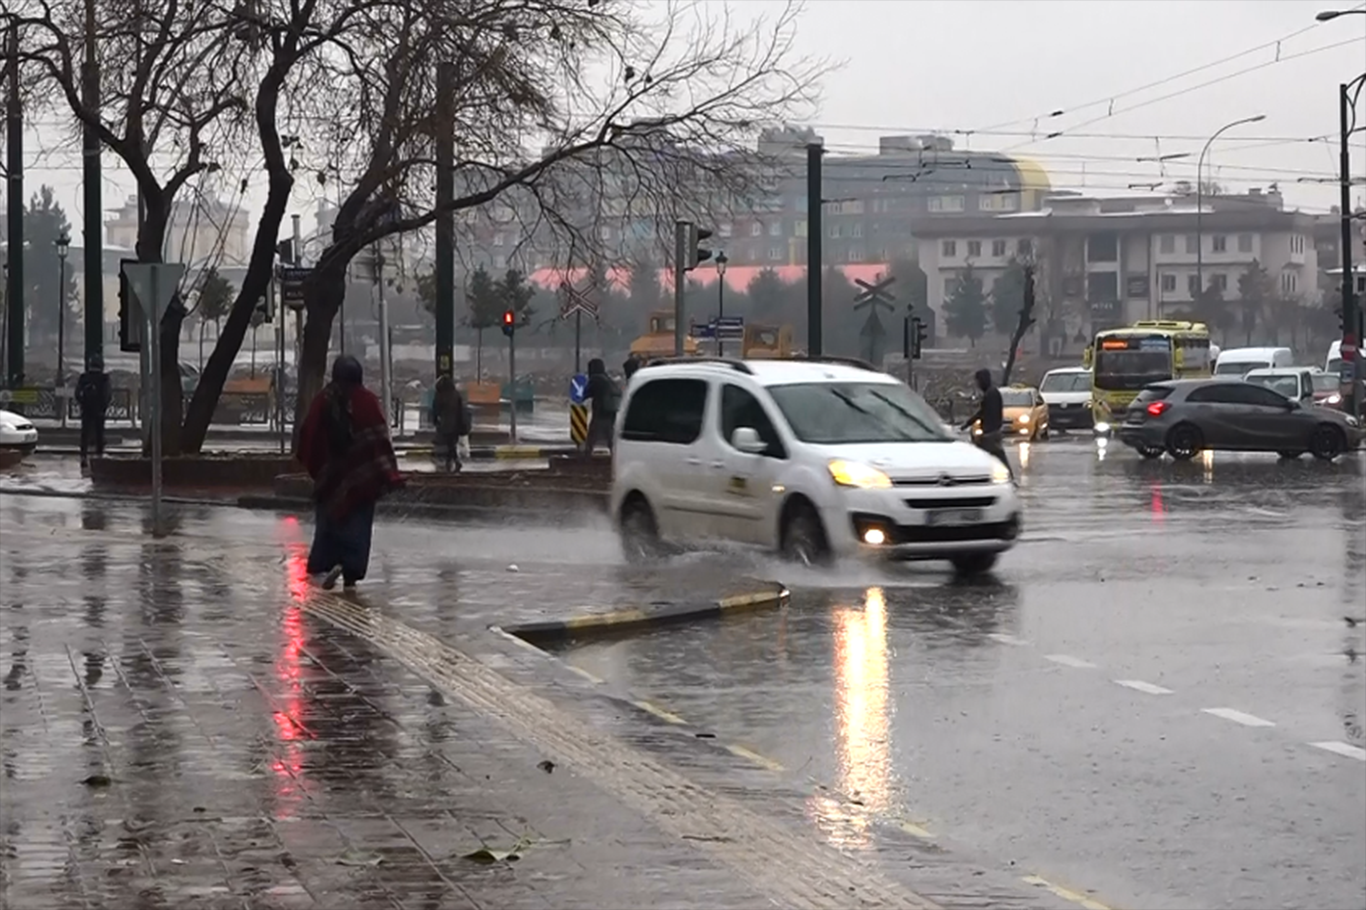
[505,582,790,645]
[34,443,583,460]
[236,493,599,521]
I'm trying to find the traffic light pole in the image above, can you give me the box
[673,221,686,357]
[434,61,456,380]
[507,323,517,444]
[806,142,824,357]
[1339,79,1362,419]
[6,21,25,388]
[82,0,103,368]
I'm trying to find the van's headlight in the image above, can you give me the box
[828,460,892,490]
[1017,413,1030,424]
[990,462,1012,485]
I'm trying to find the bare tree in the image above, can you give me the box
[13,0,256,453]
[283,0,826,440]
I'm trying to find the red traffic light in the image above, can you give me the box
[502,310,515,325]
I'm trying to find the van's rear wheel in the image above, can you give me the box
[781,502,830,567]
[619,497,661,564]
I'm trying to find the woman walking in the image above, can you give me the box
[299,355,404,590]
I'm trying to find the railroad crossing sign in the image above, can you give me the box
[853,275,897,313]
[559,280,600,320]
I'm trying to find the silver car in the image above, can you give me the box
[1116,378,1362,461]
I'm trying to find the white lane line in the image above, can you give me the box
[988,632,1030,646]
[1114,679,1174,695]
[1309,741,1366,761]
[1044,654,1097,669]
[1202,707,1276,728]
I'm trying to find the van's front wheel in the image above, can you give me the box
[780,502,830,567]
[619,496,661,564]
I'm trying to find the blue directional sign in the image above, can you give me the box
[715,316,745,340]
[569,373,589,404]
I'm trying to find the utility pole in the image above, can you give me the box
[806,141,823,357]
[1340,80,1363,419]
[82,0,103,366]
[434,61,456,380]
[6,20,25,388]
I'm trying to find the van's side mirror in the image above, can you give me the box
[731,426,767,454]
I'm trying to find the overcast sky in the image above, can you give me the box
[15,0,1366,239]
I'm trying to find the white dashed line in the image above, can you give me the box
[1202,708,1276,728]
[1044,654,1097,669]
[1113,679,1174,695]
[988,632,1030,646]
[1309,741,1366,761]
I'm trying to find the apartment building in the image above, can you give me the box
[914,188,1320,347]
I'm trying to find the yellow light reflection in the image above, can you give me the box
[1201,449,1215,482]
[807,586,892,849]
[1018,441,1032,471]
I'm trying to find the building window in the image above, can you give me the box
[1087,232,1118,263]
[1159,235,1175,254]
[1160,273,1177,294]
[750,222,762,237]
[929,195,965,213]
[942,240,957,258]
[979,192,1020,212]
[1280,271,1298,294]
[1212,235,1227,253]
[849,247,865,262]
[943,277,957,297]
[794,220,808,238]
[769,247,783,262]
[1291,234,1305,255]
[493,233,506,247]
[1237,233,1253,253]
[828,224,842,239]
[967,240,981,258]
[1211,273,1227,292]
[1187,274,1200,298]
[769,221,782,237]
[1185,234,1199,255]
[1017,238,1033,257]
[991,239,1007,258]
[718,223,733,239]
[851,222,864,238]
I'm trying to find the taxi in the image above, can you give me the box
[973,385,1050,441]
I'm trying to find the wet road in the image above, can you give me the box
[564,440,1366,910]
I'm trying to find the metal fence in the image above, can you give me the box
[1,387,136,422]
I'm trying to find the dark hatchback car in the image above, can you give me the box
[1117,378,1362,461]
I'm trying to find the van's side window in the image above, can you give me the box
[720,384,786,458]
[621,378,708,444]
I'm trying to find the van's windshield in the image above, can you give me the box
[1215,360,1270,375]
[767,382,951,445]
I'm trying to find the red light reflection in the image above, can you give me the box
[1150,483,1166,523]
[272,545,312,817]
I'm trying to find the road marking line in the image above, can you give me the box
[566,665,604,684]
[1045,654,1097,669]
[1114,679,1174,695]
[1202,707,1276,728]
[1309,740,1366,761]
[988,632,1030,646]
[1022,875,1114,910]
[726,744,785,772]
[634,699,687,725]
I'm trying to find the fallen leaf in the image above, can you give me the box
[537,760,554,774]
[335,851,384,867]
[81,774,112,788]
[462,846,522,864]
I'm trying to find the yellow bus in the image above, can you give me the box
[1083,320,1213,433]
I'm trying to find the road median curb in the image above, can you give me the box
[506,581,790,645]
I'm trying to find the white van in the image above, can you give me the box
[1326,340,1343,376]
[1214,346,1293,376]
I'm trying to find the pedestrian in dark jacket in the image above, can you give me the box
[298,355,405,590]
[430,374,471,472]
[961,367,1013,481]
[584,357,620,454]
[75,355,112,468]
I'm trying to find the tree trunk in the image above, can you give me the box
[290,265,347,454]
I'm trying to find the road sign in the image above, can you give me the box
[853,275,897,313]
[123,262,185,321]
[1342,336,1358,362]
[691,321,716,339]
[569,373,589,405]
[569,403,589,446]
[715,316,745,340]
[559,281,600,320]
[278,265,310,310]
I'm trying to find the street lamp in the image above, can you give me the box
[1196,114,1265,295]
[55,232,71,425]
[715,250,729,357]
[1316,8,1366,20]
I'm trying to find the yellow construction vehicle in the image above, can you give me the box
[630,311,699,358]
[740,323,794,359]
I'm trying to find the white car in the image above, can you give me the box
[0,409,39,454]
[610,358,1021,576]
[1038,366,1093,432]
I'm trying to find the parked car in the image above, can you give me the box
[1243,367,1316,403]
[1038,367,1093,432]
[1310,371,1345,409]
[1117,378,1361,461]
[0,409,39,455]
[611,357,1021,575]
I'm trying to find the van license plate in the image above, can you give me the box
[926,508,983,526]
